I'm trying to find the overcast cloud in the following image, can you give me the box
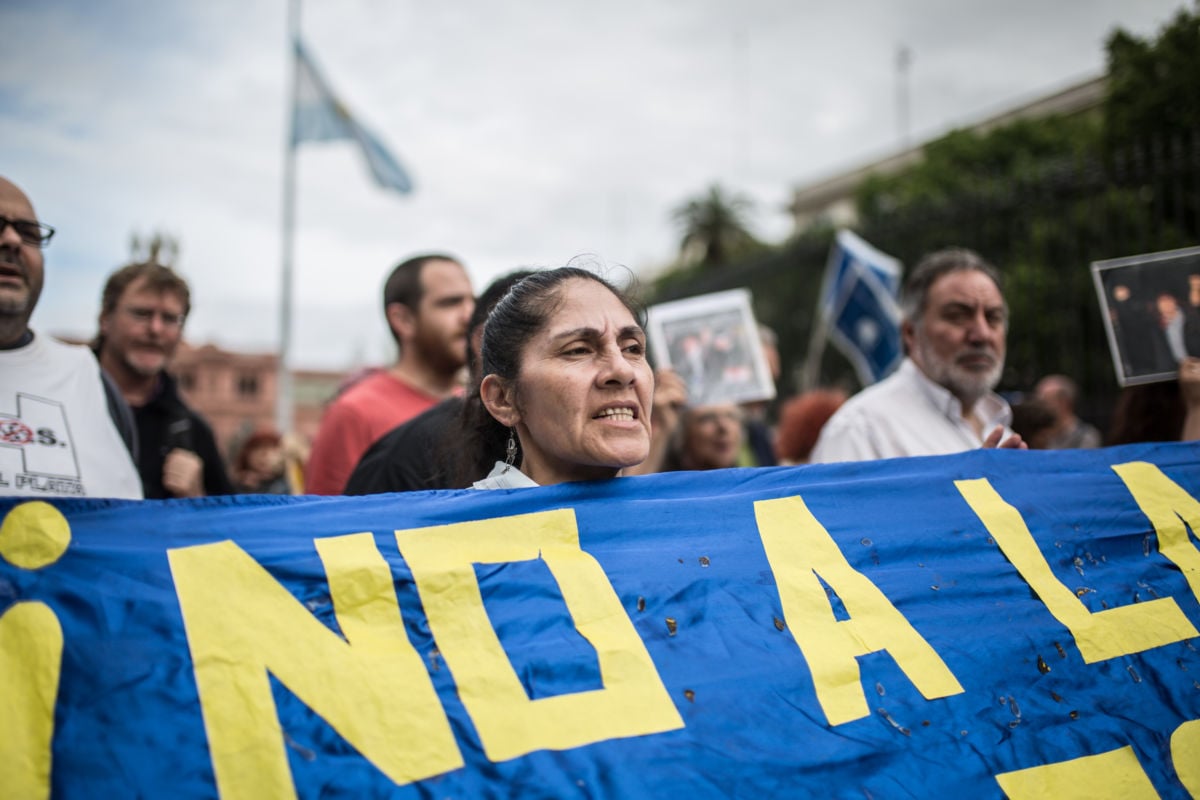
[1,0,1187,368]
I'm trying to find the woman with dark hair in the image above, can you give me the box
[232,430,291,494]
[455,266,655,488]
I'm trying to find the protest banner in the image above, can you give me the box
[2,443,1200,798]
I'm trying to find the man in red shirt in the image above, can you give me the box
[305,253,474,494]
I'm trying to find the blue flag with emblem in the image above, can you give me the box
[819,229,903,386]
[292,38,413,194]
[3,443,1200,798]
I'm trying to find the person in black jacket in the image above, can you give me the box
[95,261,233,499]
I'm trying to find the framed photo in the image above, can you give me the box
[646,288,776,407]
[1092,245,1200,386]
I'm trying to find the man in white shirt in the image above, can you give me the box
[0,175,142,499]
[810,247,1024,463]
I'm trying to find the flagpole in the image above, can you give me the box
[277,0,300,435]
[801,313,828,391]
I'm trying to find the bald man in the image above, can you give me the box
[0,176,142,498]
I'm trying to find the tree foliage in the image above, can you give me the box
[651,7,1200,426]
[1105,1,1200,152]
[671,184,764,267]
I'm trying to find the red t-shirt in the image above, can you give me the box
[305,371,440,495]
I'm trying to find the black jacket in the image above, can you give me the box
[345,397,464,494]
[133,372,234,499]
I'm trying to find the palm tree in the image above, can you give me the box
[672,184,761,266]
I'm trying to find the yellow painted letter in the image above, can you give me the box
[1172,719,1200,797]
[169,533,461,800]
[1112,461,1200,602]
[995,746,1160,799]
[0,500,72,800]
[396,509,683,762]
[753,495,963,726]
[0,603,62,800]
[957,479,1198,662]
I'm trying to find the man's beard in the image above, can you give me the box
[0,293,30,315]
[0,262,36,316]
[916,338,1003,407]
[119,343,169,378]
[412,327,467,376]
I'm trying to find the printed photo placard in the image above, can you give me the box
[1092,245,1200,386]
[646,288,776,407]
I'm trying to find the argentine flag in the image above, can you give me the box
[291,38,413,194]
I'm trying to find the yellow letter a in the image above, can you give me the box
[169,534,461,800]
[754,495,963,726]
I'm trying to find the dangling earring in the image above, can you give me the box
[504,428,518,468]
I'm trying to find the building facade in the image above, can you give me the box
[170,342,346,462]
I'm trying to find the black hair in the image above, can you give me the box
[464,269,537,374]
[449,265,643,486]
[381,253,462,344]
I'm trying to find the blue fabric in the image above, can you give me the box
[821,230,903,385]
[3,443,1200,798]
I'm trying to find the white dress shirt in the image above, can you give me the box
[809,358,1013,463]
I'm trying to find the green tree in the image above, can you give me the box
[671,184,763,267]
[856,114,1101,222]
[1105,1,1200,152]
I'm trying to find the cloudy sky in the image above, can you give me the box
[2,0,1187,369]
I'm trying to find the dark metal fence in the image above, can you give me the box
[649,131,1200,437]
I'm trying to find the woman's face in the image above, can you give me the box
[682,403,743,470]
[486,278,654,485]
[247,444,283,475]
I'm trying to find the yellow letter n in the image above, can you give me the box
[754,495,963,727]
[396,508,683,763]
[169,533,461,800]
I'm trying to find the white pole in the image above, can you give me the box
[896,45,912,150]
[276,0,300,434]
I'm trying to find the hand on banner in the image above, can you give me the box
[983,425,1027,450]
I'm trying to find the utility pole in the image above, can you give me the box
[896,45,912,149]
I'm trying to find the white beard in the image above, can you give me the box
[915,337,1003,408]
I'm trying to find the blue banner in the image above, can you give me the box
[3,443,1200,798]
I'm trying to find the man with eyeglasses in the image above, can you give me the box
[95,262,234,499]
[0,175,142,498]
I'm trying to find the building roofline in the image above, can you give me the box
[788,73,1107,215]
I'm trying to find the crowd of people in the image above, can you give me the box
[3,173,1197,502]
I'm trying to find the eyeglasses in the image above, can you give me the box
[0,215,55,247]
[121,306,186,329]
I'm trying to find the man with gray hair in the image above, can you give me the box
[810,247,1024,463]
